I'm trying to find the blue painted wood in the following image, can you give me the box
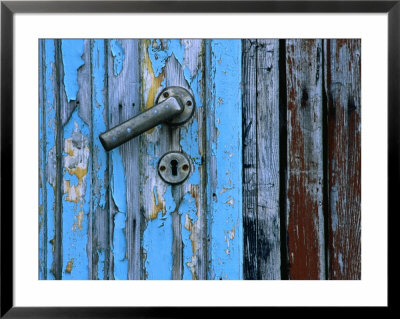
[206,40,243,280]
[38,39,45,280]
[60,40,90,279]
[42,39,57,280]
[91,39,109,280]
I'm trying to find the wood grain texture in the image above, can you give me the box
[325,39,361,279]
[243,39,281,279]
[286,39,325,280]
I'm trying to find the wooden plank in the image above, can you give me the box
[41,39,59,279]
[243,39,281,280]
[60,39,91,279]
[108,39,141,280]
[176,40,207,280]
[38,39,46,279]
[286,39,325,279]
[256,39,281,279]
[242,39,258,279]
[206,39,243,280]
[140,39,176,280]
[91,39,110,280]
[325,39,361,279]
[140,39,207,280]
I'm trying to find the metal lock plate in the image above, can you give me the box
[156,86,195,126]
[157,151,191,185]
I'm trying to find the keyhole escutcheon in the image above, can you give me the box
[157,151,191,185]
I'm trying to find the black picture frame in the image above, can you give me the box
[1,1,394,317]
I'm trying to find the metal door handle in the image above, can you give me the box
[99,87,195,151]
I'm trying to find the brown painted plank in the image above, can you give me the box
[325,39,361,279]
[286,39,325,280]
[243,39,281,279]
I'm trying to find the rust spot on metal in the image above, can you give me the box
[65,259,74,273]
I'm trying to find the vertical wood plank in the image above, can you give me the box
[256,39,281,279]
[91,39,110,280]
[286,39,325,280]
[326,39,361,279]
[60,39,91,279]
[41,39,59,279]
[180,40,207,280]
[206,39,243,280]
[242,39,258,279]
[38,39,46,279]
[108,39,140,280]
[140,39,175,279]
[39,39,45,279]
[243,39,281,280]
[140,39,206,280]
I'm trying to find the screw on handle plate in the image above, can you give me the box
[99,87,195,151]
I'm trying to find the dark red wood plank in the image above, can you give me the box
[286,39,325,280]
[326,39,361,279]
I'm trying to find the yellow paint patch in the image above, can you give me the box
[150,186,164,220]
[184,213,193,232]
[73,211,84,231]
[225,198,235,207]
[65,259,74,273]
[63,122,89,204]
[141,40,165,134]
[219,187,233,195]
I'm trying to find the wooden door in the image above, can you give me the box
[39,39,360,280]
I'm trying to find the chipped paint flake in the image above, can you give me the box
[110,39,125,76]
[61,39,85,102]
[63,121,89,203]
[65,259,74,273]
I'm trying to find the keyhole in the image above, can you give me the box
[170,160,178,176]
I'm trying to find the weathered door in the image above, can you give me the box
[39,39,361,280]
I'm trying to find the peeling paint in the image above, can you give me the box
[143,186,175,279]
[73,210,84,231]
[207,40,243,280]
[179,192,199,280]
[113,212,128,279]
[65,259,74,273]
[62,109,90,279]
[63,122,89,203]
[61,39,85,102]
[110,39,125,76]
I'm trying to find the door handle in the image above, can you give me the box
[99,87,195,151]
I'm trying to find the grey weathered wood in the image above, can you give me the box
[243,39,258,279]
[286,39,325,280]
[325,39,361,279]
[256,39,281,279]
[243,39,281,279]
